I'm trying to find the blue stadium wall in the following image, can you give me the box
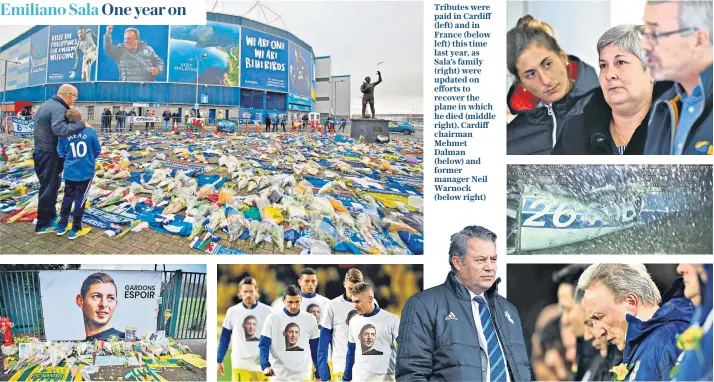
[0,13,316,118]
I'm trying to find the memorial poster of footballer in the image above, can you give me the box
[39,270,162,341]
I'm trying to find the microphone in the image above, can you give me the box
[590,133,611,154]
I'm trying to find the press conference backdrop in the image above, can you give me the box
[505,0,647,91]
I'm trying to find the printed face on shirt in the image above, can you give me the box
[76,282,118,329]
[515,44,572,104]
[558,283,585,337]
[582,281,632,351]
[243,315,258,341]
[641,1,708,83]
[677,264,704,305]
[598,44,653,108]
[283,323,302,350]
[240,284,258,306]
[283,295,301,315]
[307,303,321,325]
[452,237,497,294]
[359,324,383,355]
[346,310,358,326]
[298,274,318,294]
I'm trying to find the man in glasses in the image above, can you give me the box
[641,0,713,155]
[33,84,90,234]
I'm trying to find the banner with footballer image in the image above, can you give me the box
[39,270,162,341]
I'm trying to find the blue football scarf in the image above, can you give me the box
[398,231,424,255]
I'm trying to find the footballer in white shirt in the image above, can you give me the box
[272,267,330,313]
[217,277,274,382]
[318,268,365,381]
[344,282,399,382]
[260,285,320,381]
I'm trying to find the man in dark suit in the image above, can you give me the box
[396,226,531,381]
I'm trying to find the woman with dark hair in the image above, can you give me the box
[553,25,673,155]
[507,15,599,155]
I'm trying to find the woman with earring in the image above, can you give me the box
[553,25,673,155]
[507,15,599,155]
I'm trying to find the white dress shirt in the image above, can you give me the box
[456,276,511,382]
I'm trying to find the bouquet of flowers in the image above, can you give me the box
[151,188,166,207]
[97,187,127,208]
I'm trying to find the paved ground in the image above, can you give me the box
[0,219,205,255]
[0,126,422,255]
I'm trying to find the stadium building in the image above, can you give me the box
[0,12,351,126]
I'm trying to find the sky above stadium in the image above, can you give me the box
[0,1,424,114]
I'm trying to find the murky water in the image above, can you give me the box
[507,165,713,254]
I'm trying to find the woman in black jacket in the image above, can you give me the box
[507,15,599,155]
[553,25,673,155]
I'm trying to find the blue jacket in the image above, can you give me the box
[57,127,101,181]
[644,65,713,155]
[396,271,531,381]
[623,287,694,381]
[33,95,86,152]
[672,264,713,382]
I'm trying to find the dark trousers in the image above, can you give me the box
[362,97,375,117]
[266,122,271,132]
[33,150,64,230]
[281,122,286,132]
[59,178,92,230]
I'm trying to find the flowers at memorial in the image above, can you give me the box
[0,131,424,254]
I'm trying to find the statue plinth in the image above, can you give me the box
[350,118,390,143]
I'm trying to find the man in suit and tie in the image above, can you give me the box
[396,225,531,381]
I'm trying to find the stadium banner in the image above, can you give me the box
[287,41,313,101]
[11,117,35,136]
[240,27,288,92]
[168,22,241,86]
[288,93,311,106]
[28,27,50,86]
[216,119,236,133]
[46,25,99,83]
[126,116,162,124]
[0,38,30,91]
[97,25,169,82]
[39,270,162,341]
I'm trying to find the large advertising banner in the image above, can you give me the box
[168,22,241,86]
[98,25,169,82]
[28,27,49,86]
[1,38,30,91]
[240,27,288,92]
[46,25,99,83]
[287,41,313,103]
[39,270,162,341]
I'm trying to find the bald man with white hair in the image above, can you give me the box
[33,84,90,233]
